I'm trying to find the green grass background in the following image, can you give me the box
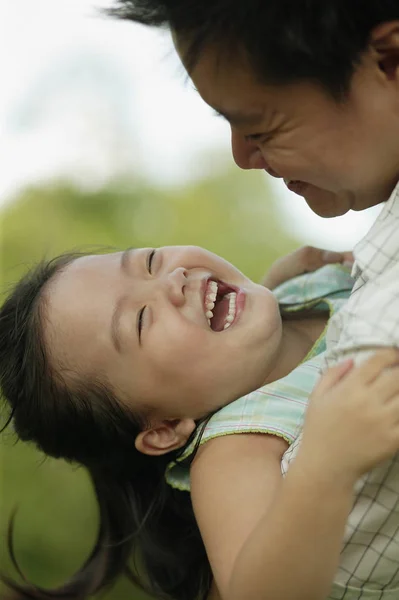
[0,164,298,598]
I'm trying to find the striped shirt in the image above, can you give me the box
[283,181,399,599]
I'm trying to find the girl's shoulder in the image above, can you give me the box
[165,353,325,492]
[276,263,355,359]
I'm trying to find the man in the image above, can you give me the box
[108,3,399,599]
[109,1,399,219]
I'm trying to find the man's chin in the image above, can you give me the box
[302,185,351,218]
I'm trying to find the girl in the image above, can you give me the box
[1,245,399,600]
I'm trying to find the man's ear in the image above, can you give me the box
[135,418,196,456]
[370,21,399,80]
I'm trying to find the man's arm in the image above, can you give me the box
[261,246,353,290]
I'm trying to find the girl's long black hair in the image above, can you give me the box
[0,254,212,600]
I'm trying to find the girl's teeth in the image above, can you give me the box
[227,292,236,315]
[222,292,237,330]
[209,281,218,293]
[204,283,238,330]
[204,280,219,323]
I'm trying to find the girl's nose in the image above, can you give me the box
[165,267,187,307]
[231,129,267,170]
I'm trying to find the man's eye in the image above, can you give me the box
[147,249,156,274]
[137,306,146,342]
[245,133,264,142]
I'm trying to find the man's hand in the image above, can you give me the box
[262,246,354,290]
[300,349,399,483]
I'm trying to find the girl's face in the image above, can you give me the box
[45,246,281,420]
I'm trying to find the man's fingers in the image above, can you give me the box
[321,250,343,264]
[348,349,399,384]
[306,247,353,271]
[315,350,399,401]
[370,365,399,400]
[341,251,354,264]
[314,358,354,394]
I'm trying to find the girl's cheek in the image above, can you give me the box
[176,329,210,363]
[154,324,190,358]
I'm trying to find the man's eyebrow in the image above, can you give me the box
[213,108,264,127]
[110,247,137,352]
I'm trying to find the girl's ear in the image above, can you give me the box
[135,418,196,456]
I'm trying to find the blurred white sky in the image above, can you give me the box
[0,0,382,250]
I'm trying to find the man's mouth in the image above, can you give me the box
[284,179,308,196]
[204,279,239,331]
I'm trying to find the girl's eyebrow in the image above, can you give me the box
[111,296,126,353]
[111,248,138,352]
[121,246,136,274]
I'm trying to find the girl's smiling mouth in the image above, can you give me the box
[203,278,245,331]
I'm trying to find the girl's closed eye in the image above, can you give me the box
[147,249,157,274]
[137,306,146,344]
[137,250,157,343]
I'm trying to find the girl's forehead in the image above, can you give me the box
[73,252,122,267]
[52,253,123,290]
[44,275,111,374]
[46,257,109,325]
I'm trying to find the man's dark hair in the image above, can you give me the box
[108,0,399,98]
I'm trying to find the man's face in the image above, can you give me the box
[175,39,399,217]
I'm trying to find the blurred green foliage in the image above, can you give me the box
[0,164,299,599]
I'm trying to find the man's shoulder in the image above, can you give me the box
[354,182,399,279]
[326,260,399,364]
[325,182,399,363]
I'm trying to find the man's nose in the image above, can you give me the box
[231,129,268,170]
[165,267,187,307]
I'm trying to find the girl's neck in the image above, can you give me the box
[263,314,327,386]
